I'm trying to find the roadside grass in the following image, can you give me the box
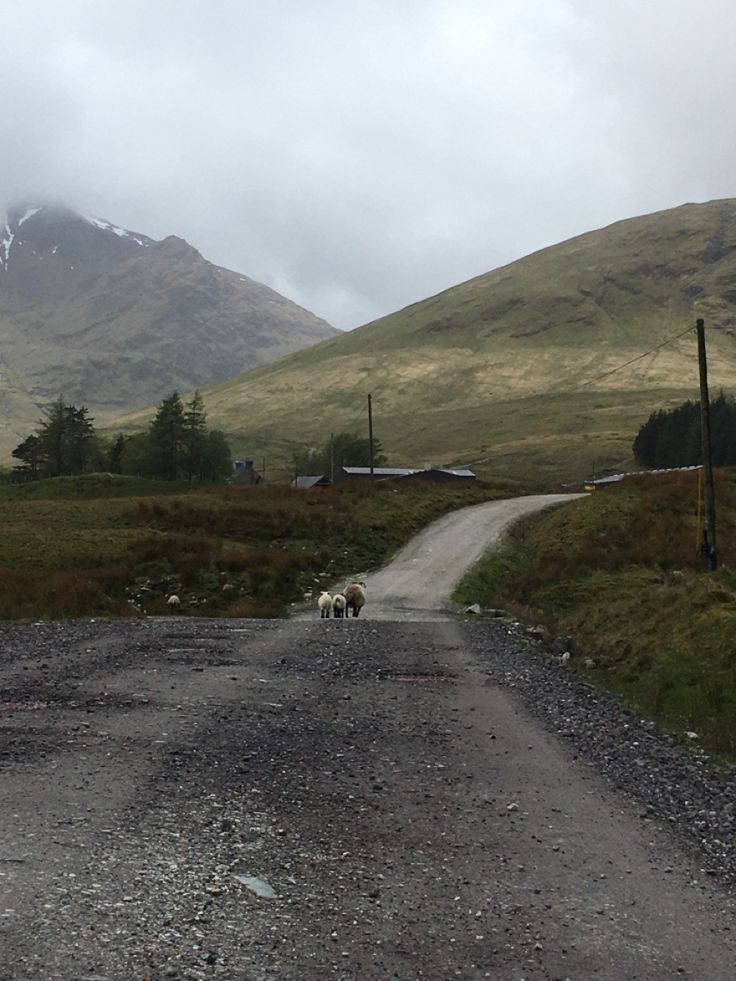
[0,473,516,621]
[0,473,193,500]
[454,469,736,759]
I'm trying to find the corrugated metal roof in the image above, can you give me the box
[431,468,476,477]
[292,475,329,488]
[341,467,423,476]
[340,466,475,478]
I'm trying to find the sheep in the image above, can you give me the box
[343,581,366,617]
[166,594,181,607]
[332,593,347,618]
[317,591,333,618]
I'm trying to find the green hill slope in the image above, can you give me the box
[112,199,736,481]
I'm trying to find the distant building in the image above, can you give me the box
[290,465,477,488]
[292,474,332,489]
[334,466,475,484]
[404,467,476,483]
[230,459,264,486]
[563,464,702,493]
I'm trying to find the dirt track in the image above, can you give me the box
[1,495,735,980]
[361,494,583,619]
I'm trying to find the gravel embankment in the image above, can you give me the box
[465,618,736,889]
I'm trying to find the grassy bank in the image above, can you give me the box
[0,473,517,621]
[454,469,736,759]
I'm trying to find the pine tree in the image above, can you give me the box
[293,431,387,475]
[182,390,207,481]
[148,393,186,480]
[633,394,736,468]
[107,434,126,474]
[11,434,43,478]
[64,405,96,473]
[201,430,232,481]
[38,398,68,476]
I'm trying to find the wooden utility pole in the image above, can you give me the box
[367,393,374,474]
[330,433,335,484]
[696,318,717,570]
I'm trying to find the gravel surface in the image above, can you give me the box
[1,495,735,979]
[1,615,735,980]
[363,494,586,620]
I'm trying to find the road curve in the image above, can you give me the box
[363,493,585,619]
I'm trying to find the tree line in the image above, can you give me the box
[633,392,736,469]
[11,391,232,482]
[292,431,387,477]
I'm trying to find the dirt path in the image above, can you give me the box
[0,494,735,979]
[363,494,584,619]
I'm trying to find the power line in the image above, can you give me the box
[456,323,700,470]
[583,324,695,386]
[233,322,701,472]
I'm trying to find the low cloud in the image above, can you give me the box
[3,1,736,328]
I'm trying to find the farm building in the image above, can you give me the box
[333,466,475,484]
[291,474,332,489]
[230,460,264,486]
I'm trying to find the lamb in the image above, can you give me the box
[331,593,347,618]
[317,591,333,618]
[343,581,366,617]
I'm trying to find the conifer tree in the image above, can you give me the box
[182,389,207,481]
[148,392,186,480]
[202,430,232,481]
[633,393,736,468]
[11,434,43,478]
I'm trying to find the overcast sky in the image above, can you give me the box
[3,1,736,329]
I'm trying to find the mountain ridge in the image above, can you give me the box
[0,202,338,456]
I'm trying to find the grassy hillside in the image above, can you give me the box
[454,469,736,758]
[110,199,736,483]
[0,474,512,620]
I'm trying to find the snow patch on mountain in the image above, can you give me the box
[85,215,149,246]
[17,207,41,227]
[1,223,15,269]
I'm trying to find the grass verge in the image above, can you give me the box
[454,469,736,760]
[0,473,521,621]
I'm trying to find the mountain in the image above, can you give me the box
[0,203,338,457]
[91,199,736,480]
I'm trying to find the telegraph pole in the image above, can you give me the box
[696,318,717,570]
[330,432,335,484]
[367,393,374,474]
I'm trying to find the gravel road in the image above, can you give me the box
[1,495,735,980]
[362,494,584,619]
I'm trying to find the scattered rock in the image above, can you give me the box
[230,874,277,899]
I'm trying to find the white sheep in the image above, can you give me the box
[167,594,181,607]
[343,582,366,617]
[317,591,333,618]
[331,593,347,618]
